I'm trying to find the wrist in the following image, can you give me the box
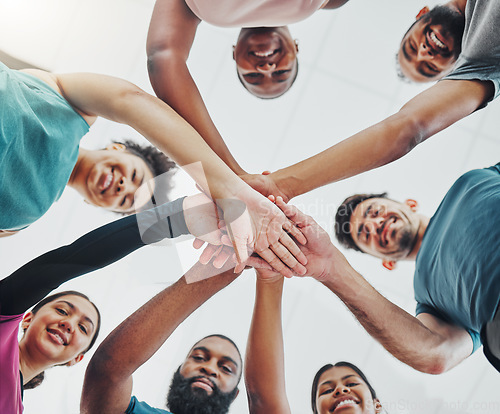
[271,169,299,201]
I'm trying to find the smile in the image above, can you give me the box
[251,48,279,58]
[332,399,358,411]
[47,328,68,346]
[100,168,115,194]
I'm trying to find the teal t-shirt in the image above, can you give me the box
[414,164,500,353]
[0,62,89,230]
[126,396,172,414]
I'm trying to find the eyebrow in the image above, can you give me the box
[56,300,95,329]
[319,375,357,388]
[192,346,240,369]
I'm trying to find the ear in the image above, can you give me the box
[232,45,236,61]
[66,353,85,367]
[294,39,299,53]
[374,398,383,413]
[382,260,396,271]
[416,6,430,20]
[405,198,418,212]
[105,143,126,152]
[21,312,34,330]
[261,170,271,175]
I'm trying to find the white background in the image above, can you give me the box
[0,0,499,413]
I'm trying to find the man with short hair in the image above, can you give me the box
[81,262,252,414]
[244,0,500,206]
[266,164,500,374]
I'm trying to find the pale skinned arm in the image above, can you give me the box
[249,80,494,201]
[146,0,245,175]
[273,197,473,374]
[245,271,291,414]
[21,68,308,275]
[81,263,239,414]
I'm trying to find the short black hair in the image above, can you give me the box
[335,193,388,252]
[236,59,299,100]
[311,362,378,414]
[114,139,178,211]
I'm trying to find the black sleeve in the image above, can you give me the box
[0,197,188,315]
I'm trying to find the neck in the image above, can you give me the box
[67,148,88,191]
[18,342,50,385]
[406,214,430,261]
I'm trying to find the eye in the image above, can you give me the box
[273,70,290,76]
[409,40,417,53]
[56,308,68,316]
[192,355,205,362]
[221,365,233,374]
[120,196,127,207]
[132,169,136,182]
[79,324,88,334]
[346,382,359,387]
[244,72,261,78]
[320,388,334,396]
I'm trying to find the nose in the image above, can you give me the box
[116,176,132,194]
[256,62,276,73]
[365,216,384,233]
[418,41,434,60]
[200,360,218,377]
[59,318,74,333]
[334,384,350,396]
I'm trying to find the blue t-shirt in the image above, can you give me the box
[414,164,500,353]
[126,396,172,414]
[0,62,90,230]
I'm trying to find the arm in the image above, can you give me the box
[80,263,239,414]
[0,198,190,316]
[274,198,473,374]
[245,271,291,414]
[23,68,307,275]
[265,80,494,200]
[146,0,246,174]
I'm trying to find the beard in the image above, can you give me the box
[166,367,238,414]
[393,225,417,258]
[423,5,465,58]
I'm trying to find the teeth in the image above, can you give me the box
[253,50,275,57]
[103,173,112,189]
[430,32,446,49]
[336,400,356,409]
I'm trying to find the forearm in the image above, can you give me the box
[0,198,188,315]
[147,52,245,175]
[321,263,469,374]
[85,264,237,383]
[246,278,291,414]
[272,113,418,199]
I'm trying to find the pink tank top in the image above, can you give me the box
[185,0,327,27]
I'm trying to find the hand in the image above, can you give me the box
[218,188,308,277]
[240,171,290,203]
[273,196,349,282]
[183,193,225,246]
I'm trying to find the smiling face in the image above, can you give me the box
[349,198,420,260]
[72,144,155,213]
[398,5,465,82]
[20,295,99,367]
[315,366,379,414]
[234,27,298,98]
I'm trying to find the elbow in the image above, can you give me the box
[147,46,181,77]
[412,354,453,375]
[84,348,121,385]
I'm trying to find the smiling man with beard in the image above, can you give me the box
[80,261,251,414]
[330,164,500,373]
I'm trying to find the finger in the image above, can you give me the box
[226,223,249,265]
[212,247,232,269]
[245,256,273,270]
[268,194,276,203]
[279,231,308,266]
[283,220,307,245]
[269,238,307,275]
[221,234,233,246]
[192,238,205,250]
[199,244,222,265]
[256,248,293,278]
